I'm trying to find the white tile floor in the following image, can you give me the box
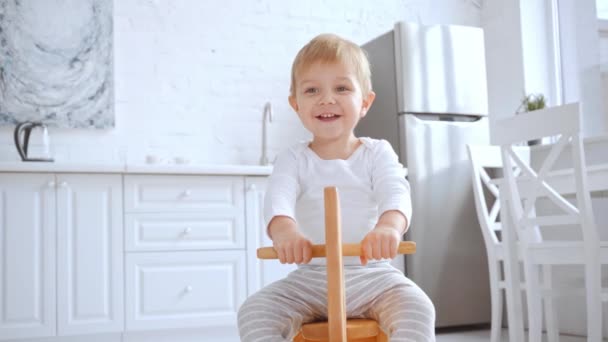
[436,328,588,342]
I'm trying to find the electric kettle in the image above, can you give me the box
[13,122,54,162]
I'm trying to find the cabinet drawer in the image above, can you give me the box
[125,251,246,331]
[125,212,245,251]
[124,175,244,212]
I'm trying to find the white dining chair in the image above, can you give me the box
[493,102,608,342]
[467,144,558,342]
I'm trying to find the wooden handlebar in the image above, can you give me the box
[256,241,416,259]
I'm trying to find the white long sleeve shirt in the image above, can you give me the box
[264,137,412,265]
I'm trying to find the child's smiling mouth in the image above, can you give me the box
[316,113,341,121]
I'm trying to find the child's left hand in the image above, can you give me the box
[359,225,401,266]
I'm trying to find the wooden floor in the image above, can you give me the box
[436,328,590,341]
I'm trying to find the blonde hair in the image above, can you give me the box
[289,34,372,98]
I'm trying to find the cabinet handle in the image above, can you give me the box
[182,227,192,236]
[248,184,257,192]
[184,285,193,293]
[47,181,56,188]
[182,189,192,197]
[59,181,68,188]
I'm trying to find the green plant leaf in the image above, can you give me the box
[520,93,546,112]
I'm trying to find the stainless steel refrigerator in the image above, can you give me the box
[357,22,491,328]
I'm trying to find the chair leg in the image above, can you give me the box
[489,260,503,342]
[524,261,543,342]
[490,288,503,342]
[542,265,559,342]
[585,259,602,342]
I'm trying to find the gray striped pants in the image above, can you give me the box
[238,262,436,342]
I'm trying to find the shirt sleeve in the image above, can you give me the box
[371,140,413,228]
[263,148,299,237]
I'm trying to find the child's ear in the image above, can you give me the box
[288,96,299,112]
[360,91,376,118]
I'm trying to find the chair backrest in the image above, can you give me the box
[467,145,528,248]
[467,145,504,251]
[492,102,598,246]
[324,186,347,341]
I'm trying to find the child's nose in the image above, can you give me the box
[318,91,336,105]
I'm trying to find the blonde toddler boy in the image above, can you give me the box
[238,33,436,342]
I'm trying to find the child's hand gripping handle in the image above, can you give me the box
[257,241,416,259]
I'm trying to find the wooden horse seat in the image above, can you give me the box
[295,319,386,341]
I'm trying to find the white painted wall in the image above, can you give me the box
[485,0,606,142]
[600,19,608,124]
[0,0,482,165]
[484,0,563,140]
[520,1,560,107]
[482,0,526,134]
[558,0,606,137]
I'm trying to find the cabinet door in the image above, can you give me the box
[0,173,56,340]
[56,174,124,335]
[125,251,247,331]
[245,177,295,296]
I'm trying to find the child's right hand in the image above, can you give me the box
[268,216,313,264]
[273,232,313,264]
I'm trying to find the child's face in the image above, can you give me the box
[289,62,375,144]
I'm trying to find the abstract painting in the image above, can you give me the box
[0,0,114,128]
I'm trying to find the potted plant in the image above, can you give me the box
[519,93,546,113]
[517,93,546,145]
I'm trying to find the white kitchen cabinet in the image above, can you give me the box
[124,175,245,252]
[0,168,272,342]
[245,176,296,296]
[0,174,56,340]
[123,175,247,337]
[125,251,246,331]
[55,174,124,336]
[0,173,124,340]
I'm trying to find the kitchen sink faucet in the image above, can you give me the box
[260,102,273,165]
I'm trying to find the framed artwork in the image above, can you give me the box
[0,0,114,128]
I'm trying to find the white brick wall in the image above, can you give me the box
[0,0,481,164]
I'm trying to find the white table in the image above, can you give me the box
[498,135,608,341]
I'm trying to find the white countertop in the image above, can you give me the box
[126,163,273,175]
[0,162,273,176]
